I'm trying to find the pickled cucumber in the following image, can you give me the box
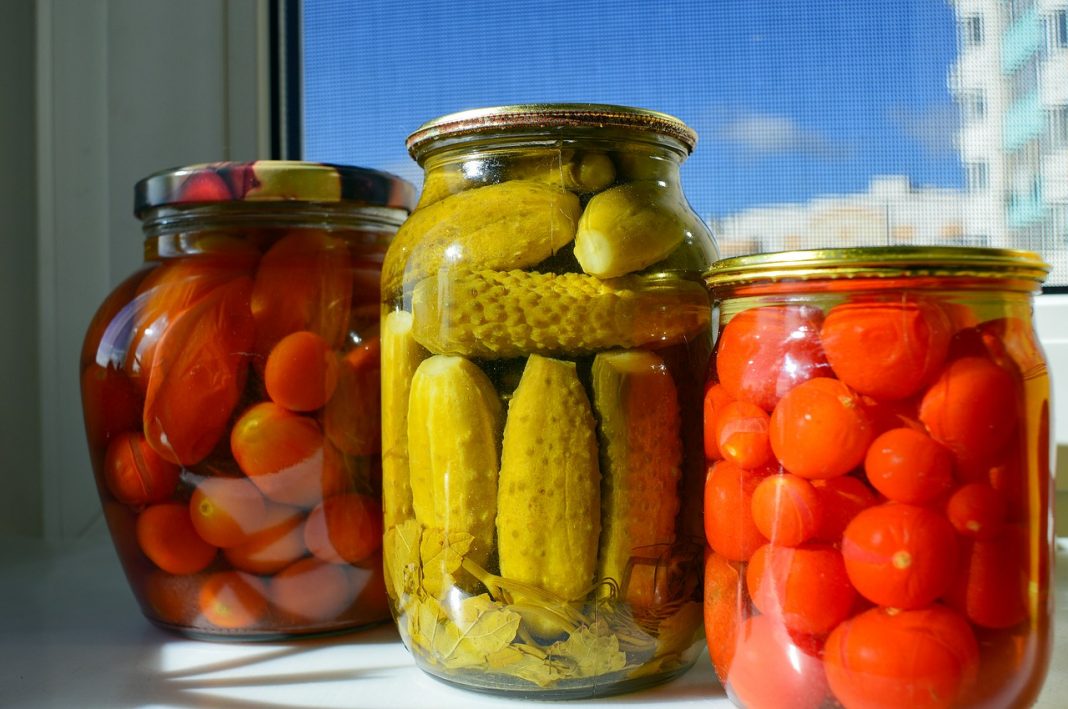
[407,355,502,568]
[497,355,601,601]
[381,310,429,530]
[382,180,581,297]
[506,151,616,194]
[591,350,682,606]
[574,182,699,278]
[410,268,710,358]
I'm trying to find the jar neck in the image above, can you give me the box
[139,203,405,260]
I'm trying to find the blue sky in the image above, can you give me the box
[303,0,963,219]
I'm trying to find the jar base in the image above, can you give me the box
[414,654,698,700]
[145,614,392,643]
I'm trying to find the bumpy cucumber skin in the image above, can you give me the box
[407,355,502,568]
[410,269,710,359]
[591,350,682,606]
[497,355,601,602]
[381,310,429,531]
[382,180,580,298]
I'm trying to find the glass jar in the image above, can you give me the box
[381,104,718,697]
[80,160,414,639]
[701,247,1053,709]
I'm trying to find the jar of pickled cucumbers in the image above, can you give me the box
[381,104,718,696]
[80,160,414,639]
[701,247,1053,709]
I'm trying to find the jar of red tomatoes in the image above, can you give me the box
[80,161,415,639]
[700,247,1053,709]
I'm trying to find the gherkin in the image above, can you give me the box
[410,268,710,358]
[497,355,601,602]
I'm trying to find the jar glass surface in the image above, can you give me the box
[701,247,1053,709]
[380,104,718,697]
[80,160,414,639]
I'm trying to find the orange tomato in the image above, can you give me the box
[304,493,383,565]
[842,502,957,609]
[948,530,1029,629]
[704,549,748,682]
[251,230,353,363]
[125,245,259,390]
[714,400,772,470]
[702,383,735,460]
[142,570,203,628]
[727,615,828,709]
[863,427,954,505]
[136,503,217,575]
[323,337,382,456]
[823,605,979,709]
[750,473,821,547]
[103,432,180,506]
[189,476,269,548]
[988,445,1028,521]
[819,299,951,400]
[230,401,344,508]
[81,363,142,454]
[264,330,340,413]
[715,304,830,412]
[198,570,268,629]
[918,356,1019,472]
[811,476,877,542]
[223,503,307,575]
[704,461,769,562]
[946,482,1005,540]
[270,557,355,624]
[142,277,255,465]
[746,543,856,636]
[769,378,873,479]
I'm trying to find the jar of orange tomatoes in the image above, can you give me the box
[80,161,415,639]
[700,247,1053,709]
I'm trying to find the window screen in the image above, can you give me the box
[303,0,1068,288]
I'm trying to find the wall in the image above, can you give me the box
[0,0,270,541]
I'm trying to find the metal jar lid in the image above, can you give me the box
[134,160,417,218]
[406,103,697,163]
[704,246,1050,290]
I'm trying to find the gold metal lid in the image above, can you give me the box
[406,103,697,162]
[705,246,1050,288]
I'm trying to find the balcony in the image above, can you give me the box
[1008,185,1048,228]
[1003,89,1044,150]
[1002,6,1042,74]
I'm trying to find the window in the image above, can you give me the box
[1051,106,1068,149]
[966,161,989,191]
[961,90,987,122]
[1008,54,1040,104]
[1051,9,1068,49]
[961,15,984,48]
[1008,0,1036,23]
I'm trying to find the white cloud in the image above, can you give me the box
[719,112,841,158]
[889,103,960,157]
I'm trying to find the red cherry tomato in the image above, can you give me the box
[746,543,856,635]
[136,503,217,575]
[265,330,340,412]
[270,557,355,624]
[750,473,821,547]
[189,476,269,548]
[198,570,268,629]
[820,299,951,400]
[81,363,142,454]
[323,337,382,456]
[704,549,748,682]
[703,383,735,461]
[704,461,769,562]
[727,615,828,709]
[304,493,383,565]
[770,378,873,479]
[919,356,1019,471]
[715,304,830,412]
[946,482,1005,540]
[714,400,772,469]
[864,427,954,505]
[103,432,180,506]
[823,605,979,709]
[811,476,878,542]
[223,503,307,575]
[948,530,1029,629]
[842,502,957,609]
